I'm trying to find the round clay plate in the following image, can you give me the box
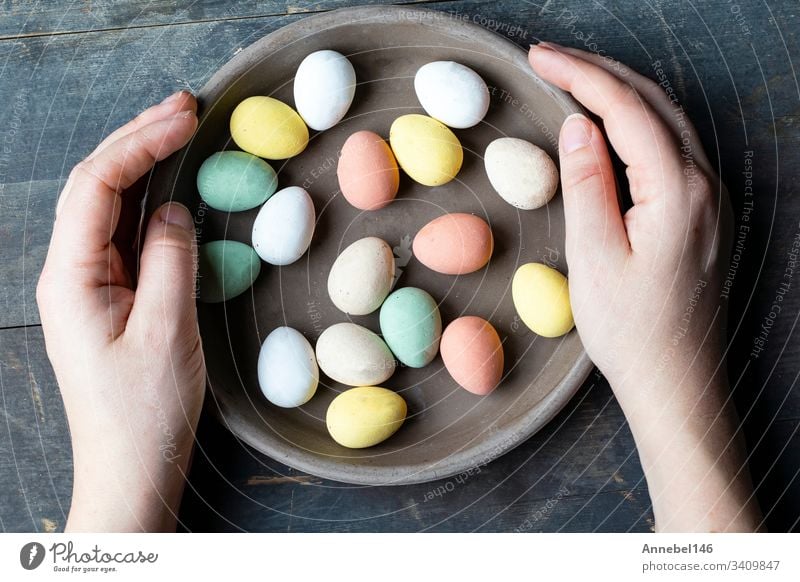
[147,5,593,485]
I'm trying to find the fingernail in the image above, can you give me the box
[560,113,592,154]
[530,41,557,51]
[538,41,564,50]
[162,90,189,104]
[159,202,194,231]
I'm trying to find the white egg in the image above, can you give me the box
[484,137,559,210]
[327,237,395,316]
[315,323,395,386]
[293,50,356,131]
[414,61,490,129]
[258,327,319,408]
[252,186,316,265]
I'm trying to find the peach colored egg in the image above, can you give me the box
[337,130,399,210]
[440,316,504,395]
[413,213,493,275]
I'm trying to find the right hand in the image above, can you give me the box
[530,43,761,532]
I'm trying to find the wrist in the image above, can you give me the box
[66,425,195,532]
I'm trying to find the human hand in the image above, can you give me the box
[37,91,204,532]
[529,44,761,531]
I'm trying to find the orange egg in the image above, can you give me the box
[440,316,504,395]
[413,213,493,275]
[337,130,399,210]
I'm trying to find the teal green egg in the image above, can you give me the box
[198,240,261,303]
[197,151,278,212]
[379,287,442,368]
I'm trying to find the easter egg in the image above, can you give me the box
[198,240,261,303]
[196,151,278,212]
[389,114,463,186]
[414,61,490,129]
[484,137,559,210]
[413,213,493,275]
[326,386,406,448]
[315,323,396,386]
[251,186,316,266]
[379,287,442,368]
[230,96,309,159]
[293,50,356,131]
[512,263,574,337]
[440,316,504,395]
[337,130,399,210]
[327,237,395,315]
[258,327,318,408]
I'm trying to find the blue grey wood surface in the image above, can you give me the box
[0,0,797,532]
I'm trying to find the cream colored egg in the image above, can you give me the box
[315,323,396,386]
[484,137,559,210]
[512,263,574,337]
[327,237,395,315]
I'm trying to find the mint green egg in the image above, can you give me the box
[379,287,442,368]
[198,240,261,303]
[197,151,278,212]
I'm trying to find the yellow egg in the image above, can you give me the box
[230,96,309,159]
[512,263,574,337]
[389,114,463,186]
[326,386,407,448]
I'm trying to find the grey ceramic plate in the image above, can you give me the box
[148,5,593,485]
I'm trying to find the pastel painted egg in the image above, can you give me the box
[326,386,407,448]
[293,50,356,131]
[251,186,316,266]
[315,323,395,386]
[337,130,399,210]
[379,287,441,368]
[484,137,559,210]
[389,114,463,186]
[327,237,395,315]
[196,151,278,212]
[198,240,261,303]
[512,263,574,337]
[413,213,493,275]
[440,316,504,395]
[414,61,490,129]
[258,327,318,408]
[230,96,309,159]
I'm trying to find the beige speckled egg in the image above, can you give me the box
[315,323,396,386]
[484,137,559,210]
[327,237,395,316]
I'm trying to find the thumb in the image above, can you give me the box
[558,113,629,264]
[130,202,198,335]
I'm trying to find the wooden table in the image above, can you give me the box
[1,0,797,532]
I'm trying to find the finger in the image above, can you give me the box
[50,111,197,274]
[128,202,197,337]
[538,43,713,173]
[529,45,682,203]
[88,91,197,160]
[558,113,630,262]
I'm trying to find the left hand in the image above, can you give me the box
[37,91,204,532]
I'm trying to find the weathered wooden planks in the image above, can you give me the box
[0,0,798,533]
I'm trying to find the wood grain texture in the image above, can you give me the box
[0,0,447,38]
[0,0,797,532]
